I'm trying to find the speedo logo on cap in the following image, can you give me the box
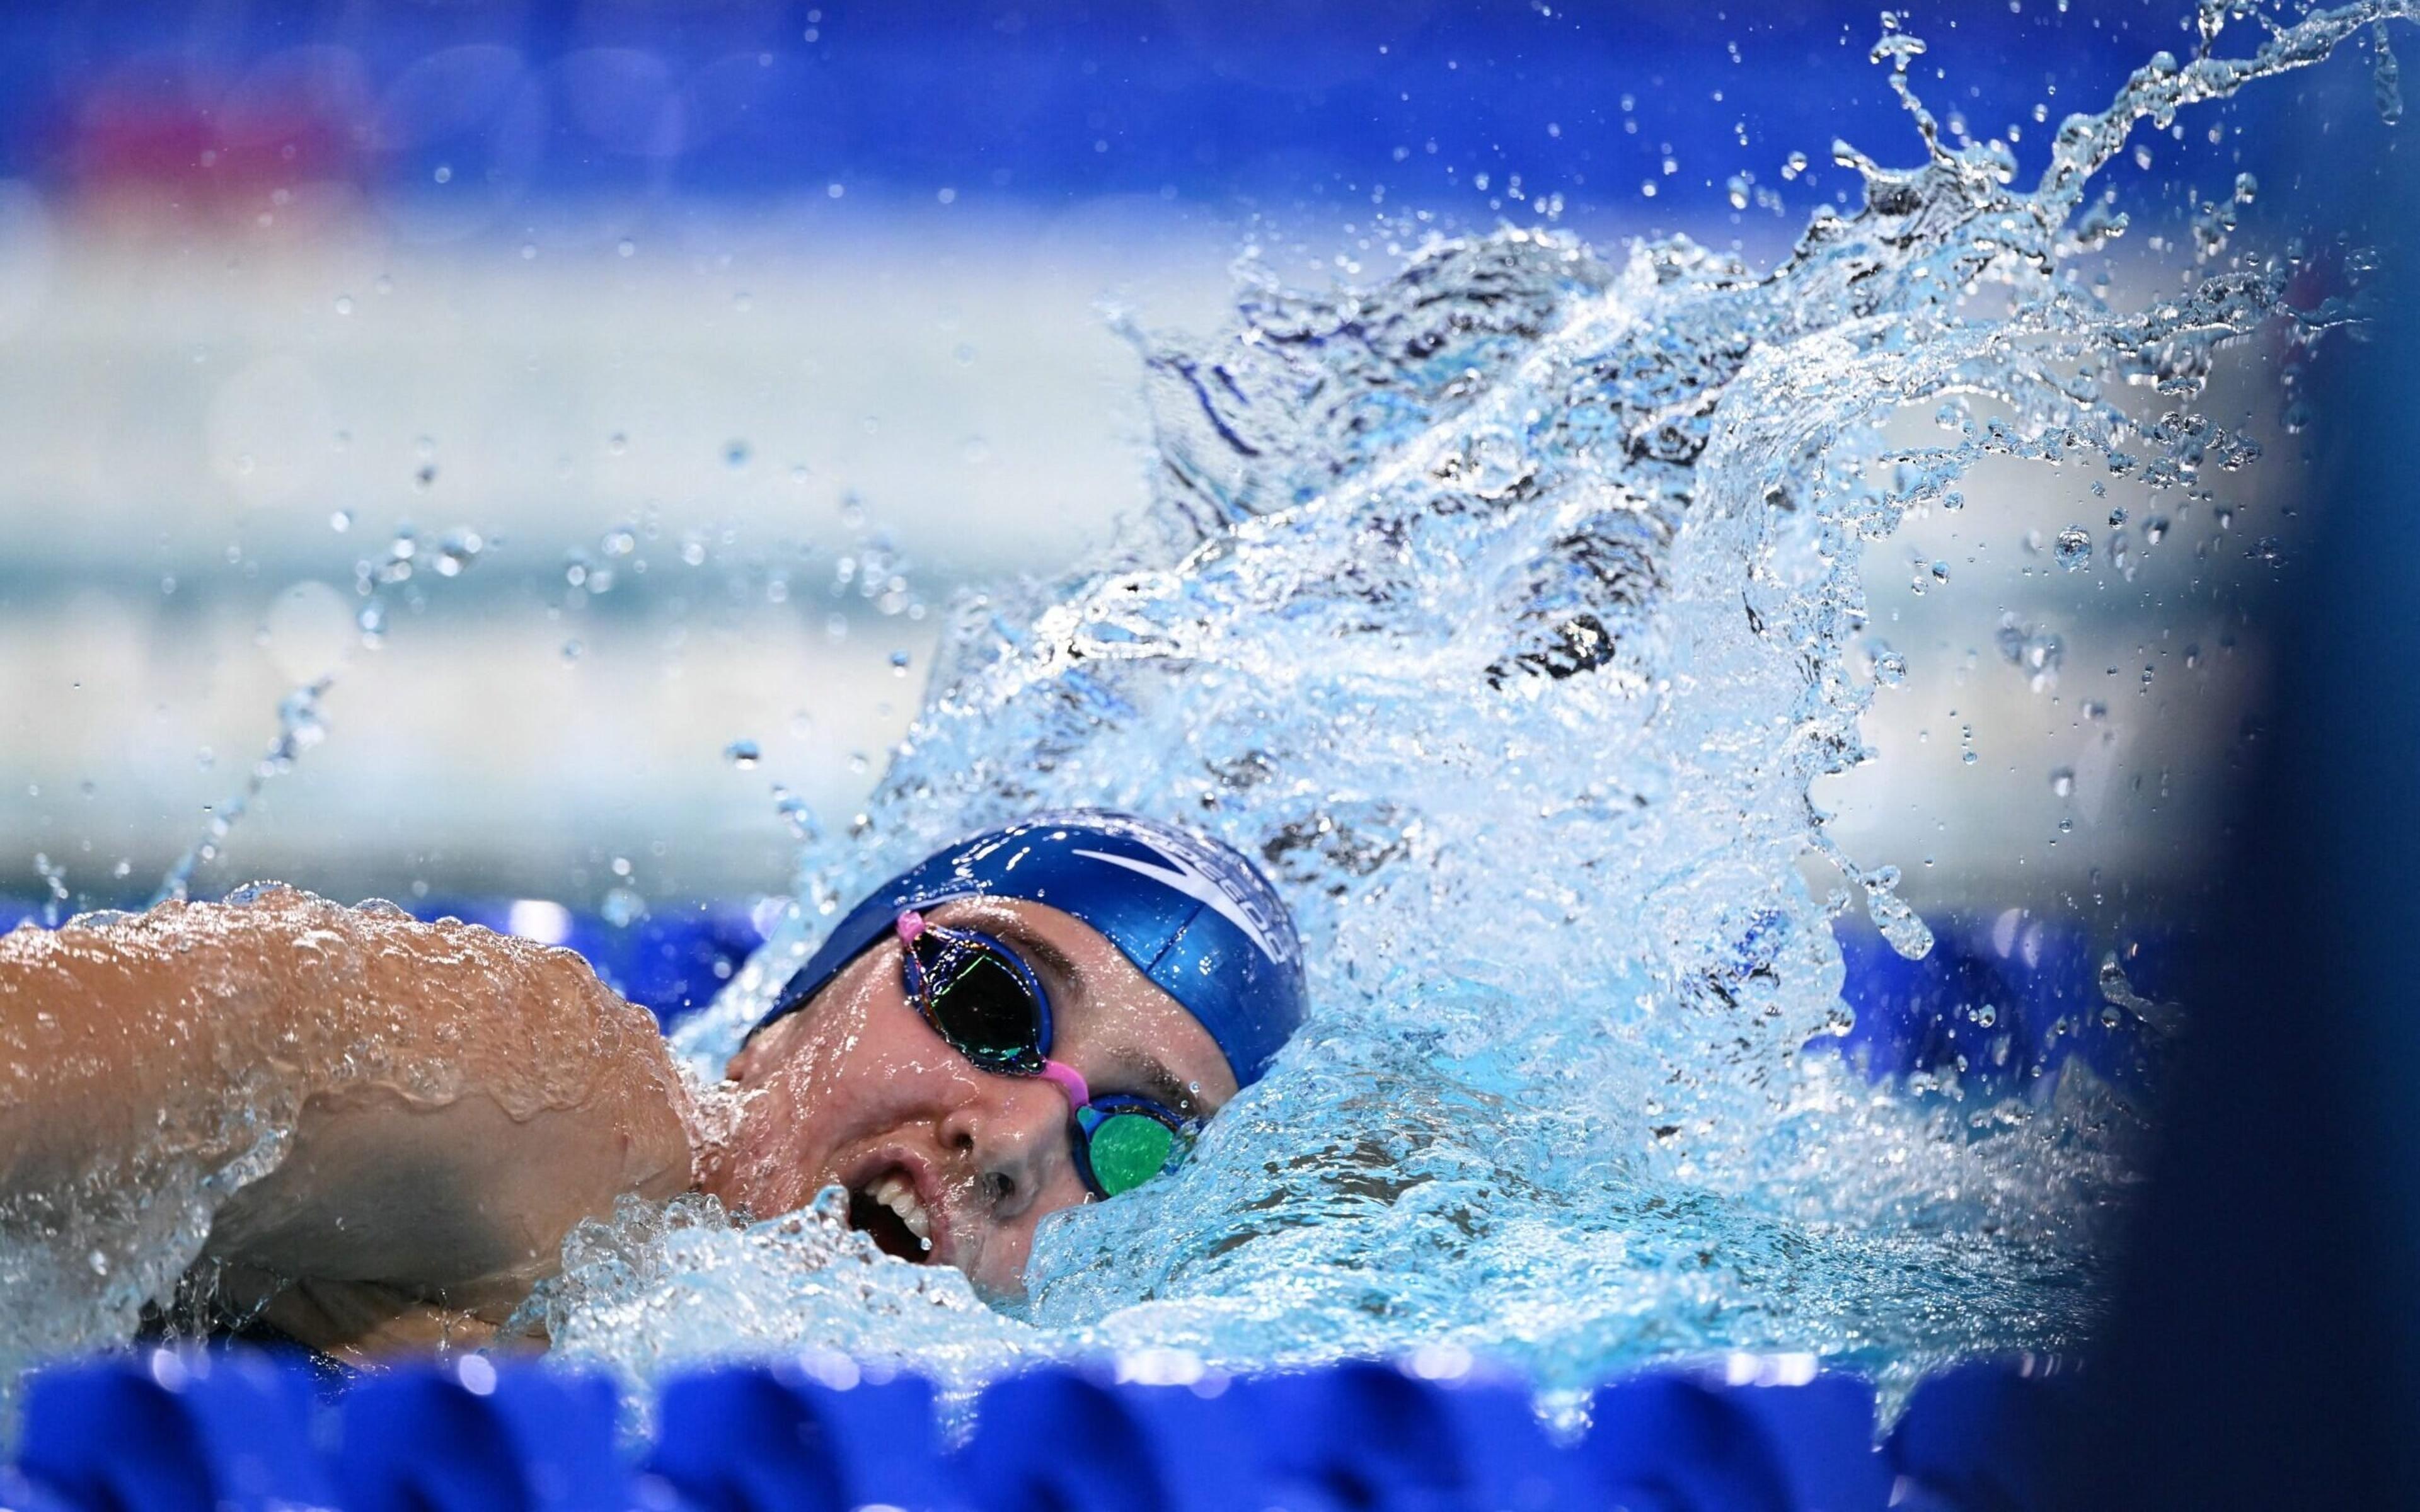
[1069,830,1295,966]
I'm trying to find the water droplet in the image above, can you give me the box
[2142,514,2168,544]
[2049,767,2076,798]
[889,651,911,677]
[434,529,483,577]
[725,740,762,769]
[2053,527,2092,571]
[725,439,752,468]
[562,638,585,663]
[330,510,352,533]
[773,785,820,842]
[432,164,452,184]
[618,238,636,258]
[333,294,354,315]
[1861,864,1935,960]
[1973,1003,1998,1028]
[1872,644,1909,685]
[601,887,647,927]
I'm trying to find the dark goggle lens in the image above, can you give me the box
[913,934,1045,1071]
[1083,1111,1179,1198]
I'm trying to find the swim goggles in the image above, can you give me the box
[895,911,1197,1200]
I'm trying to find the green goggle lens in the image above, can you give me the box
[1085,1111,1178,1197]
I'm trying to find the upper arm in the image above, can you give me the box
[1,888,696,1314]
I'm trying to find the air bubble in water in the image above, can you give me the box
[726,440,752,468]
[330,510,352,533]
[725,740,762,769]
[2049,767,2076,798]
[601,888,647,927]
[2053,527,2092,570]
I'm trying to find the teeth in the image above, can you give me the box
[870,1172,934,1251]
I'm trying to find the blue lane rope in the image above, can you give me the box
[6,1350,2078,1512]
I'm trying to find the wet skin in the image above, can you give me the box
[698,896,1239,1301]
[0,888,1236,1361]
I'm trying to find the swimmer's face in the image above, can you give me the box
[699,897,1239,1302]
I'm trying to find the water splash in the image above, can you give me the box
[153,518,487,904]
[153,679,333,905]
[538,1,2410,1409]
[4,0,2409,1428]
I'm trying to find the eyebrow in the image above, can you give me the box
[1103,1050,1205,1121]
[1001,926,1088,1006]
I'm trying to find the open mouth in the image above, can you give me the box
[847,1167,938,1264]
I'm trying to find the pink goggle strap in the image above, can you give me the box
[1036,1060,1092,1109]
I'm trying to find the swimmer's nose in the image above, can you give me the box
[940,1075,1075,1225]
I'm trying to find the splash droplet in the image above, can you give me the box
[2053,527,2092,571]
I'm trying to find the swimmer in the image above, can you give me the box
[0,811,1305,1364]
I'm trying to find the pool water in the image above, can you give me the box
[4,0,2407,1431]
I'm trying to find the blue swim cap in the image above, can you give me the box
[751,811,1308,1085]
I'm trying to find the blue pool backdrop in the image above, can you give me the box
[0,0,2392,234]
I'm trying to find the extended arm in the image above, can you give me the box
[0,886,696,1358]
